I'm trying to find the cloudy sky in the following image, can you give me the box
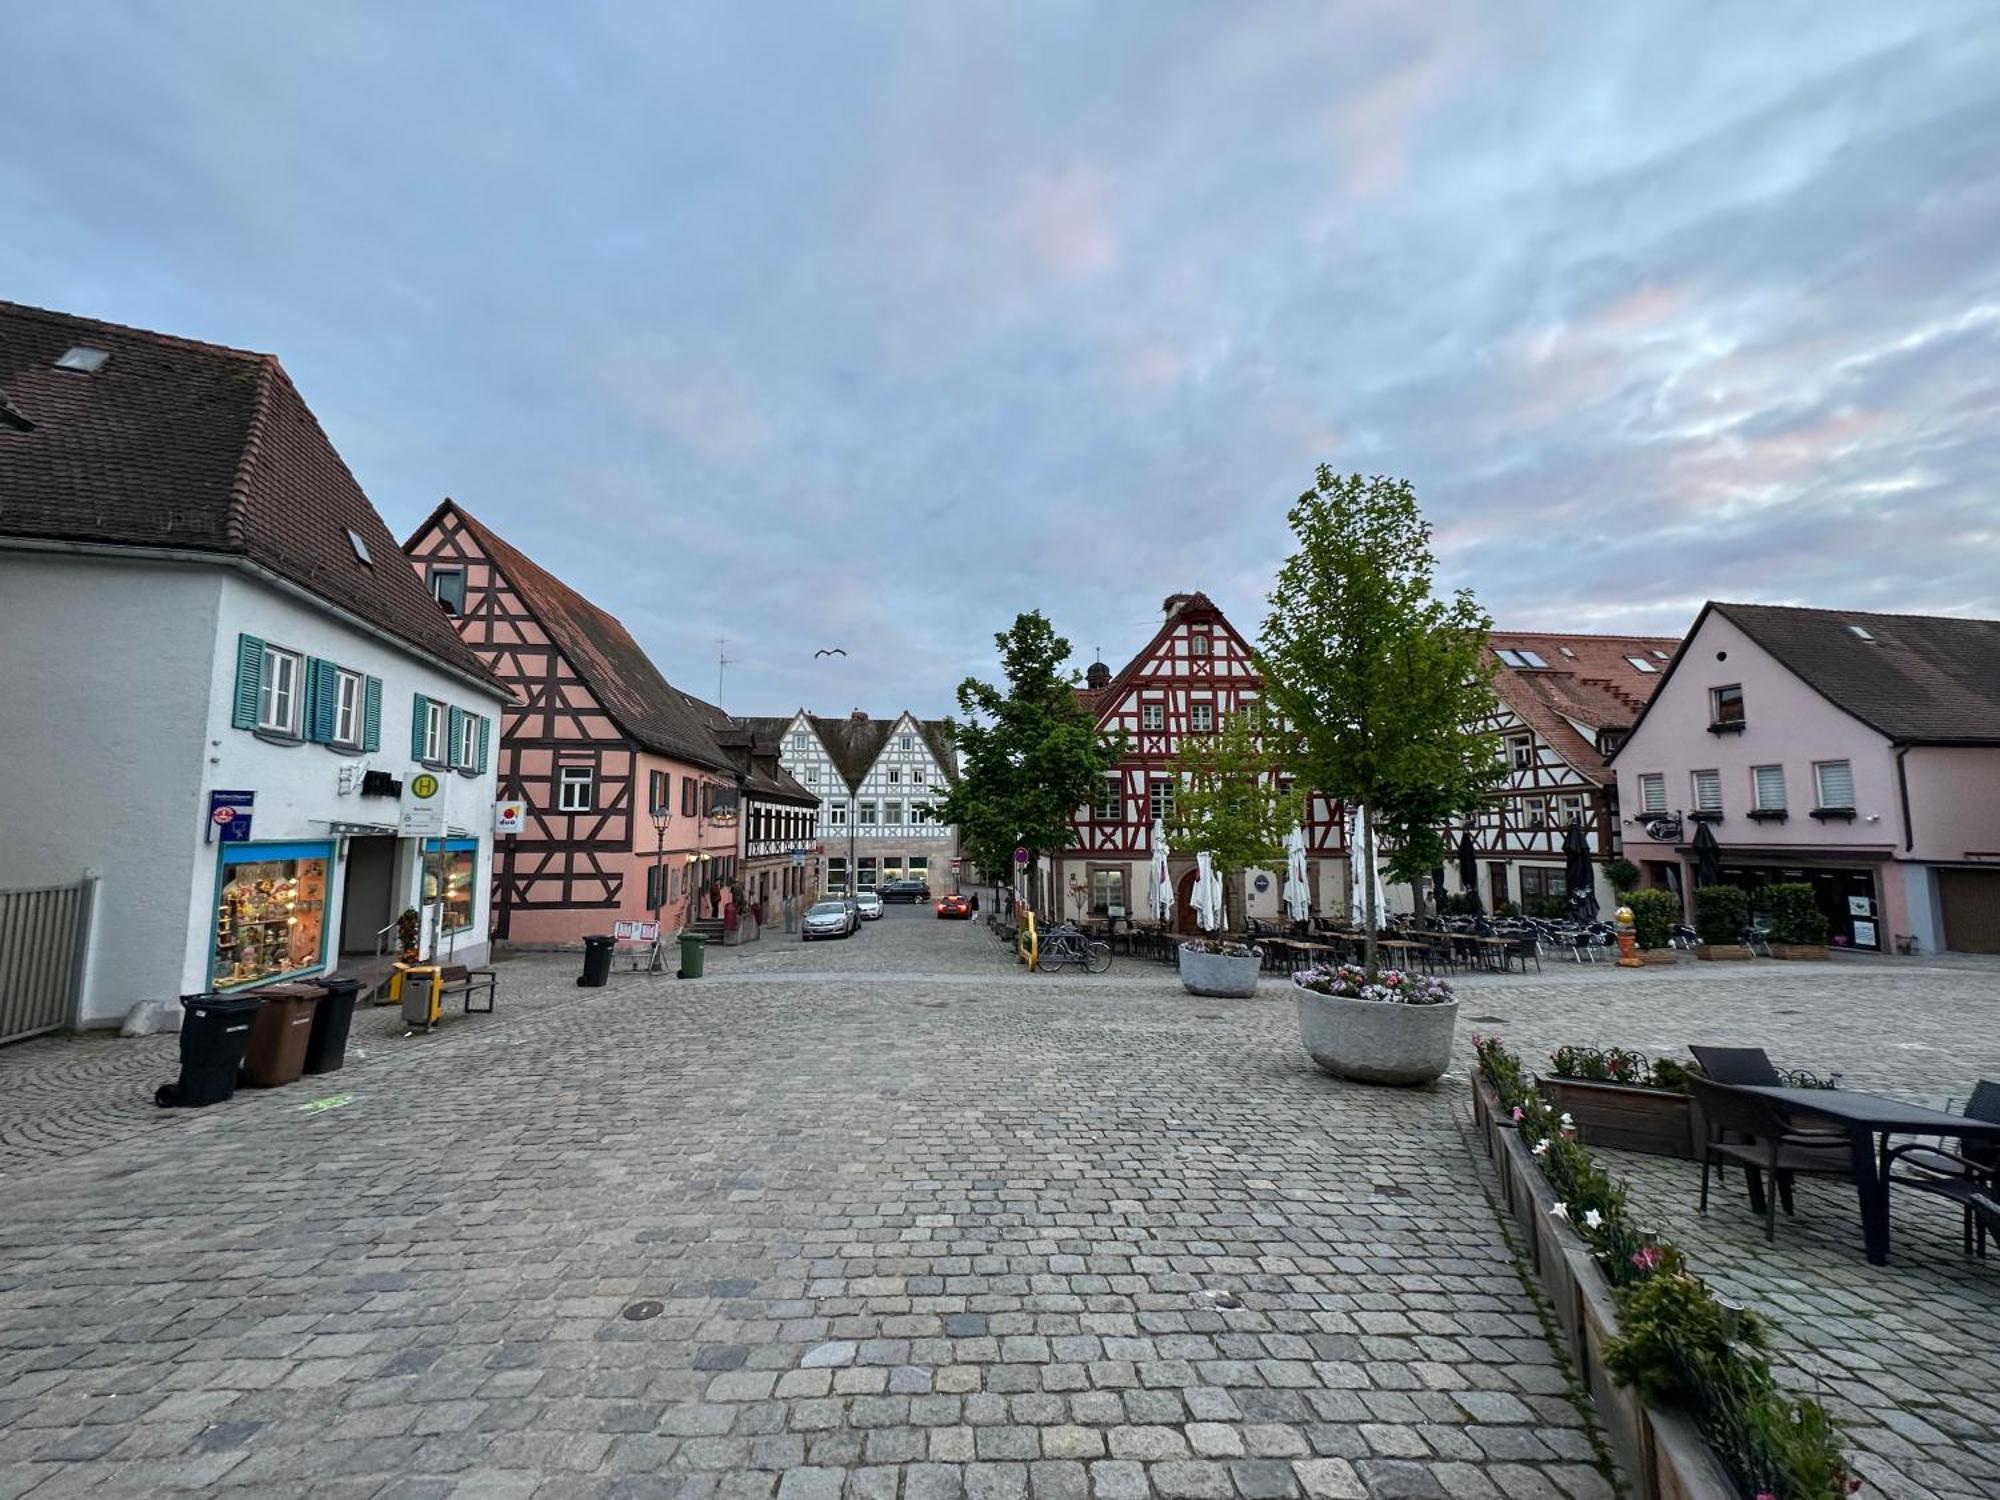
[6,4,1996,716]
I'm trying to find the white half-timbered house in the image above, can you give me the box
[1053,592,1350,928]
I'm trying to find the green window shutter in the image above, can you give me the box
[306,659,337,743]
[362,677,382,752]
[476,715,491,775]
[447,705,467,768]
[411,694,430,760]
[231,635,265,729]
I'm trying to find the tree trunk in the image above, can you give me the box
[1362,804,1380,975]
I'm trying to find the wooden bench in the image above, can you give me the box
[439,964,497,1015]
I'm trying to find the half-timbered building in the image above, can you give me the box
[680,695,823,919]
[1054,592,1349,927]
[404,501,743,945]
[1450,631,1679,916]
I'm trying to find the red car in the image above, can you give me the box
[935,894,973,919]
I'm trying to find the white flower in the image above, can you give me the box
[1531,1140,1549,1157]
[1551,1201,1569,1221]
[1582,1209,1604,1231]
[1559,1112,1575,1129]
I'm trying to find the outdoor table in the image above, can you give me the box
[1739,1085,2000,1265]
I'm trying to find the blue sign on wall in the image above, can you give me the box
[208,789,255,844]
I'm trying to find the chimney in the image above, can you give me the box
[1086,660,1110,690]
[1163,593,1194,617]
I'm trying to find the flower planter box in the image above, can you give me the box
[1471,1075,1742,1500]
[1766,942,1827,961]
[1693,944,1752,961]
[1296,988,1457,1085]
[1178,944,1262,998]
[1635,948,1680,966]
[1537,1077,1695,1160]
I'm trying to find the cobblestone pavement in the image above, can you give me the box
[1,922,1993,1498]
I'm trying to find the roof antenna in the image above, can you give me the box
[717,637,734,702]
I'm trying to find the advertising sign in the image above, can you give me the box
[399,771,446,837]
[495,799,526,835]
[613,919,661,943]
[207,789,254,844]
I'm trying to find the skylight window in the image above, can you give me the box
[55,346,109,373]
[1494,648,1526,668]
[346,528,373,565]
[1558,645,1576,659]
[1518,649,1549,669]
[1846,624,1874,641]
[1626,656,1658,673]
[1651,649,1670,660]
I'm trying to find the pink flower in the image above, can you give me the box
[1757,1492,1778,1500]
[1631,1246,1665,1273]
[1511,1106,1525,1122]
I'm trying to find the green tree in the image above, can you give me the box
[1166,709,1304,932]
[1258,468,1501,973]
[936,611,1123,905]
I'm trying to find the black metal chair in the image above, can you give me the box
[1688,1046,1783,1086]
[1507,935,1540,974]
[1888,1079,2000,1258]
[1687,1077,1853,1242]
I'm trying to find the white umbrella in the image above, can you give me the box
[1282,825,1311,922]
[1347,804,1387,929]
[1194,851,1223,931]
[1150,818,1173,921]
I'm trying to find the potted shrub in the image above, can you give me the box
[1293,963,1458,1085]
[1604,857,1640,896]
[1692,884,1752,960]
[1765,882,1830,960]
[395,906,421,963]
[1626,887,1682,966]
[1537,1046,1696,1158]
[1179,938,1264,998]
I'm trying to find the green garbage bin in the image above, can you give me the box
[677,931,706,979]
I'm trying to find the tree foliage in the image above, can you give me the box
[1257,469,1501,970]
[936,611,1123,897]
[1165,709,1304,930]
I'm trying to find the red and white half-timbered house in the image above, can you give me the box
[1053,593,1350,927]
[1451,632,1679,916]
[404,501,744,945]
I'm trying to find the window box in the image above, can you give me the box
[1745,808,1788,823]
[1809,806,1857,822]
[1705,720,1746,736]
[1687,809,1723,823]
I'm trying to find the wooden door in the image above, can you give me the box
[1939,870,2000,954]
[1175,870,1199,933]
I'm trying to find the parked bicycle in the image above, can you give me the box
[1038,922,1112,974]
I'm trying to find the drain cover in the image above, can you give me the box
[621,1301,664,1322]
[1374,1183,1412,1198]
[1467,1015,1509,1024]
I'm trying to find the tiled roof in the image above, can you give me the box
[0,300,493,686]
[1486,631,1680,784]
[679,693,818,805]
[1081,591,1240,725]
[1713,603,2000,744]
[427,501,735,771]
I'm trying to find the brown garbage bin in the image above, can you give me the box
[242,983,323,1088]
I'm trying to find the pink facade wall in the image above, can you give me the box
[1902,746,2000,864]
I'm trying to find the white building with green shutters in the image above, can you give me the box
[0,300,507,1034]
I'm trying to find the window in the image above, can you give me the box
[887,768,901,784]
[791,731,808,752]
[911,803,931,823]
[682,778,697,817]
[1556,793,1588,826]
[1090,868,1127,915]
[1519,796,1547,830]
[858,858,877,886]
[1625,656,1658,673]
[1191,702,1214,733]
[1846,624,1874,641]
[55,346,110,373]
[333,669,362,747]
[1814,760,1855,811]
[558,765,594,812]
[1520,866,1569,902]
[423,839,478,934]
[901,733,915,751]
[1711,684,1745,726]
[422,700,447,763]
[1752,765,1787,812]
[1190,630,1211,657]
[1148,778,1174,822]
[883,802,902,825]
[212,844,331,988]
[258,646,302,734]
[827,858,847,892]
[429,567,466,614]
[1637,773,1666,815]
[457,711,480,770]
[650,770,670,814]
[1495,648,1526,668]
[828,803,847,826]
[1508,733,1534,770]
[1095,775,1121,821]
[805,767,817,784]
[1141,702,1164,732]
[347,529,373,566]
[859,801,876,825]
[909,857,928,875]
[1692,769,1722,814]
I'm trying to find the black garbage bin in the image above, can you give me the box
[578,934,616,987]
[156,992,263,1108]
[303,977,362,1074]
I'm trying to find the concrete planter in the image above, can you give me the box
[1693,944,1753,961]
[1767,942,1828,961]
[1539,1076,1695,1159]
[1178,944,1262,998]
[1295,987,1457,1085]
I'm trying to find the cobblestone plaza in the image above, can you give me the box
[0,913,1994,1499]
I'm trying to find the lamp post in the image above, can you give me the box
[650,803,671,927]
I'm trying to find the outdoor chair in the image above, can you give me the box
[1507,935,1541,974]
[1687,1077,1854,1242]
[1564,930,1599,964]
[1888,1079,2000,1258]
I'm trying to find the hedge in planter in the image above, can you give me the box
[1626,888,1681,952]
[1693,884,1750,956]
[1766,883,1830,958]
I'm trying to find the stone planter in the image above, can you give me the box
[1693,944,1753,961]
[1538,1076,1695,1159]
[1767,942,1828,961]
[1178,944,1262,998]
[1295,986,1457,1085]
[1636,948,1680,966]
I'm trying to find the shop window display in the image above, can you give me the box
[213,844,330,988]
[423,838,478,934]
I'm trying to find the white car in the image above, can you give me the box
[855,890,884,921]
[802,900,856,940]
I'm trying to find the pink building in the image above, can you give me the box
[1613,603,2000,956]
[404,501,747,945]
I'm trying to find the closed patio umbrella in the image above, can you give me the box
[1347,804,1387,928]
[1150,819,1173,921]
[1430,866,1447,914]
[1282,825,1311,922]
[1692,819,1723,890]
[1194,851,1223,931]
[1564,817,1598,922]
[1457,828,1481,913]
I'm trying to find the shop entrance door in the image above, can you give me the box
[340,836,398,955]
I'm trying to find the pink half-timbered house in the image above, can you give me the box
[1051,593,1349,927]
[404,501,743,945]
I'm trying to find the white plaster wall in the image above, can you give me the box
[0,554,221,1025]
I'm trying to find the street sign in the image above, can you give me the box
[792,848,806,867]
[399,772,446,836]
[1013,846,1028,866]
[495,799,526,834]
[950,857,962,871]
[207,789,254,844]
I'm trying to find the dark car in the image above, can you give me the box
[935,894,972,920]
[879,879,932,903]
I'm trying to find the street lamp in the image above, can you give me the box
[650,802,671,926]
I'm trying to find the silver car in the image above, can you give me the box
[802,900,855,941]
